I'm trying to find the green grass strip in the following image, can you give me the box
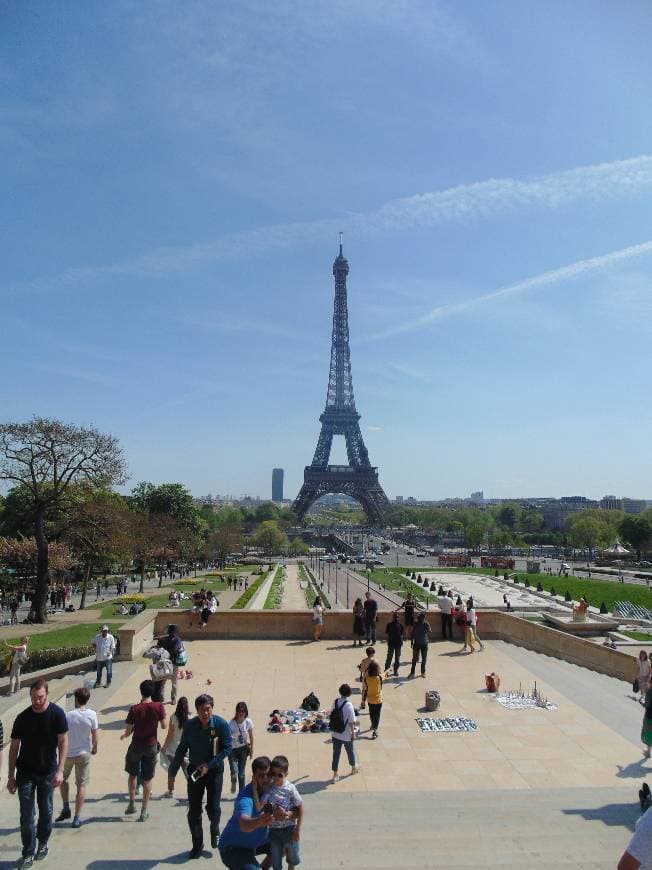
[4,622,123,653]
[263,566,284,610]
[232,569,270,609]
[298,561,332,609]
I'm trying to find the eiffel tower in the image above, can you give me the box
[293,241,393,525]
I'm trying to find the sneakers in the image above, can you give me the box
[16,857,34,869]
[163,790,173,798]
[125,801,136,815]
[331,773,339,783]
[371,730,378,739]
[210,828,220,848]
[71,817,82,829]
[55,808,71,823]
[350,766,360,775]
[189,845,203,860]
[138,810,149,823]
[34,845,48,862]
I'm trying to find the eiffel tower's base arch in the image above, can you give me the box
[293,466,393,526]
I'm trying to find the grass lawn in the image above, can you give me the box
[86,578,228,619]
[621,630,652,641]
[372,565,652,612]
[5,622,124,652]
[263,566,284,610]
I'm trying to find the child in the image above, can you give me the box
[254,754,303,870]
[358,647,375,710]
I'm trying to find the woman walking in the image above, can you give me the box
[395,593,416,646]
[228,701,254,793]
[312,596,324,641]
[641,682,652,759]
[365,660,383,739]
[5,635,29,694]
[162,696,190,796]
[352,598,365,647]
[635,650,651,703]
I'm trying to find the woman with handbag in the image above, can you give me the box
[227,701,254,794]
[635,650,651,703]
[5,635,29,694]
[159,624,187,704]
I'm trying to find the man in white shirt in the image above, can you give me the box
[438,590,454,640]
[92,625,116,688]
[56,687,98,828]
[618,805,652,870]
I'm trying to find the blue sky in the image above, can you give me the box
[3,1,652,502]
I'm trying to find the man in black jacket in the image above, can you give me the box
[409,612,431,678]
[384,613,404,676]
[363,592,378,644]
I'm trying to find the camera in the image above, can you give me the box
[262,802,273,814]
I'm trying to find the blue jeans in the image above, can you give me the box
[95,658,112,685]
[219,846,262,869]
[229,746,249,791]
[331,737,356,772]
[270,825,301,870]
[17,772,54,857]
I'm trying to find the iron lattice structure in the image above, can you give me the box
[293,244,393,524]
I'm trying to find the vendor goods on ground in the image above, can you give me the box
[416,717,478,732]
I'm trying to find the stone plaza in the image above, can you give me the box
[1,603,649,868]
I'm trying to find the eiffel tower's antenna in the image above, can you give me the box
[339,231,343,255]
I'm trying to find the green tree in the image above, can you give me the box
[619,514,652,554]
[0,418,127,622]
[253,520,288,556]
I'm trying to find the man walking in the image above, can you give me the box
[438,590,454,640]
[56,687,98,828]
[384,612,404,676]
[7,679,69,868]
[408,612,431,678]
[363,591,378,644]
[121,679,167,822]
[92,625,116,688]
[168,693,232,859]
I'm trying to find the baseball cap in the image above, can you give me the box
[101,624,109,631]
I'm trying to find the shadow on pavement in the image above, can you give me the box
[562,801,637,830]
[616,760,651,779]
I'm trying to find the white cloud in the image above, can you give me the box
[7,154,652,296]
[366,239,652,340]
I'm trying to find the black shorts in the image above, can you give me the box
[125,744,158,780]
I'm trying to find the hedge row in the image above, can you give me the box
[232,569,270,609]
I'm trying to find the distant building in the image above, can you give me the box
[600,495,621,511]
[470,491,484,505]
[622,498,647,515]
[272,468,284,502]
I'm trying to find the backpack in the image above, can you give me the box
[329,699,346,733]
[300,692,320,711]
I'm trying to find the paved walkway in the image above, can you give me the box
[280,563,309,610]
[248,565,278,609]
[0,635,646,867]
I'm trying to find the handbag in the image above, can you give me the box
[633,678,640,694]
[152,659,174,678]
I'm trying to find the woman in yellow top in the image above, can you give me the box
[365,660,383,739]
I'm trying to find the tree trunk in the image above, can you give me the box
[79,556,92,610]
[33,509,49,623]
[139,560,145,593]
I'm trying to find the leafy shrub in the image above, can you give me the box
[564,591,572,602]
[524,579,530,587]
[600,602,608,614]
[0,645,93,677]
[537,582,543,592]
[550,586,557,596]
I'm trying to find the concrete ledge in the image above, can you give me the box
[150,608,633,683]
[118,609,158,659]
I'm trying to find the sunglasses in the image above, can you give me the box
[270,770,285,779]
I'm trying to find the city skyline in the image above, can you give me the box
[3,4,652,501]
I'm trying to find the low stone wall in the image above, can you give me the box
[152,608,633,683]
[118,609,158,659]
